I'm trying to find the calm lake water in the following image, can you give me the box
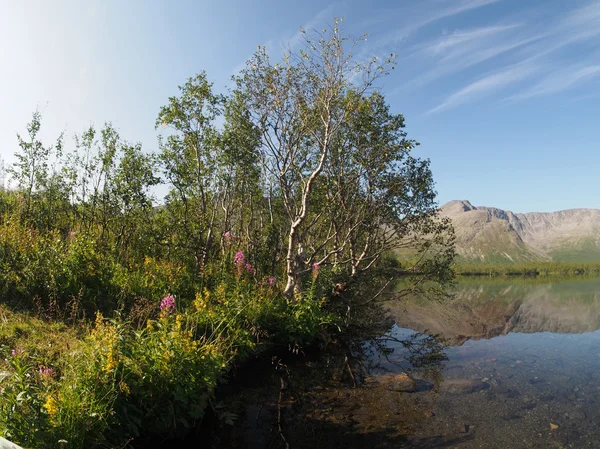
[216,276,600,448]
[369,276,600,448]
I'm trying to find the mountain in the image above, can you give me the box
[440,200,600,264]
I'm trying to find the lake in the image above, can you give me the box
[368,276,600,448]
[213,276,600,448]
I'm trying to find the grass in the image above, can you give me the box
[453,261,600,277]
[0,273,336,448]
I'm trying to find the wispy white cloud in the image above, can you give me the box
[422,24,520,55]
[424,1,600,113]
[408,0,502,37]
[564,0,600,27]
[230,3,339,77]
[283,3,339,50]
[365,0,502,58]
[506,64,600,101]
[398,25,547,90]
[230,0,600,113]
[357,0,500,34]
[426,63,540,114]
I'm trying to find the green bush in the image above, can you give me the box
[0,255,335,448]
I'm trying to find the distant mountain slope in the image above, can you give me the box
[440,200,600,264]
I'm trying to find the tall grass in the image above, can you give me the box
[0,243,336,448]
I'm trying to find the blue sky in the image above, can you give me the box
[1,0,600,213]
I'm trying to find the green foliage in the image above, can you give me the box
[0,20,453,449]
[0,263,335,448]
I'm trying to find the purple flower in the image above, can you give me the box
[38,367,56,378]
[267,276,276,287]
[234,251,245,266]
[11,348,23,357]
[245,263,255,275]
[224,231,236,241]
[160,294,176,314]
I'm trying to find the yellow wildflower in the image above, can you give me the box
[194,289,210,312]
[105,348,116,372]
[44,396,59,417]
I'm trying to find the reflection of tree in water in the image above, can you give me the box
[211,324,450,448]
[349,331,449,386]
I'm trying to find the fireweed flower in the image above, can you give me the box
[245,263,255,275]
[11,348,23,357]
[38,367,57,378]
[233,251,245,266]
[160,294,176,315]
[312,262,320,280]
[268,276,276,287]
[234,251,246,276]
[224,231,236,242]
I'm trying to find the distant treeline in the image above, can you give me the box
[454,262,600,277]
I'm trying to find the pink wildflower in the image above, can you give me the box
[245,263,255,275]
[268,276,276,287]
[160,294,176,314]
[234,251,246,277]
[11,348,23,357]
[38,367,56,378]
[234,251,245,266]
[224,231,236,242]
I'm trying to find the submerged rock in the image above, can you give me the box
[568,410,586,421]
[442,378,490,394]
[376,373,434,393]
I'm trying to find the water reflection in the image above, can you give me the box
[370,276,600,448]
[217,277,600,449]
[388,277,600,345]
[364,330,448,378]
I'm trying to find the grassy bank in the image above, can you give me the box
[0,262,334,448]
[0,207,415,449]
[0,212,338,448]
[454,262,600,277]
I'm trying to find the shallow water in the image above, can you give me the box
[371,276,600,448]
[215,276,600,448]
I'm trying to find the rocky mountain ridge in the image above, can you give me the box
[441,200,600,264]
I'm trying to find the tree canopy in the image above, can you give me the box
[3,19,454,306]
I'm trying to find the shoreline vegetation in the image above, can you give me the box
[454,262,600,277]
[0,22,454,449]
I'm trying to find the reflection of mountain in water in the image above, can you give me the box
[388,278,600,345]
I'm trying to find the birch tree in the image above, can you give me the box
[235,19,395,297]
[156,73,225,269]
